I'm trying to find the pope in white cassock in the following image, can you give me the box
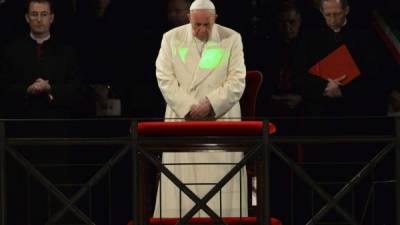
[154,0,248,217]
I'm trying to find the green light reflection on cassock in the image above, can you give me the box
[199,48,224,69]
[178,48,189,63]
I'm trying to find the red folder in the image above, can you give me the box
[308,44,360,85]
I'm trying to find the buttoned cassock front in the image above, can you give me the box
[154,24,248,217]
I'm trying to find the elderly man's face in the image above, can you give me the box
[25,1,54,38]
[320,0,349,32]
[188,9,216,41]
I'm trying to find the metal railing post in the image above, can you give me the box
[395,117,400,225]
[0,121,6,225]
[131,120,140,225]
[262,120,271,225]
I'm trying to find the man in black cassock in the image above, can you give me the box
[290,1,393,223]
[0,0,86,119]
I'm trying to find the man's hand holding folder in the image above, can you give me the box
[324,74,346,97]
[308,44,360,85]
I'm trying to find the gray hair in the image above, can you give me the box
[320,0,349,9]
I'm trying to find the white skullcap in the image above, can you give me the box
[190,0,215,11]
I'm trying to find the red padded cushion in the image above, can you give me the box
[138,121,276,136]
[127,217,282,225]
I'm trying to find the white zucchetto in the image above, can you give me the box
[190,0,215,11]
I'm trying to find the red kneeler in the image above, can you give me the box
[131,121,280,225]
[127,217,282,225]
[137,121,276,136]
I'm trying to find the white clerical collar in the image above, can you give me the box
[334,18,347,33]
[30,33,51,44]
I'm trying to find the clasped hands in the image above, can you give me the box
[323,74,346,98]
[26,78,53,100]
[186,97,215,120]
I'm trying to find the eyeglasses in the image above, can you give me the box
[28,11,51,20]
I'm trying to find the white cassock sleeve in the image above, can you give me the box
[156,34,198,118]
[206,34,246,118]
